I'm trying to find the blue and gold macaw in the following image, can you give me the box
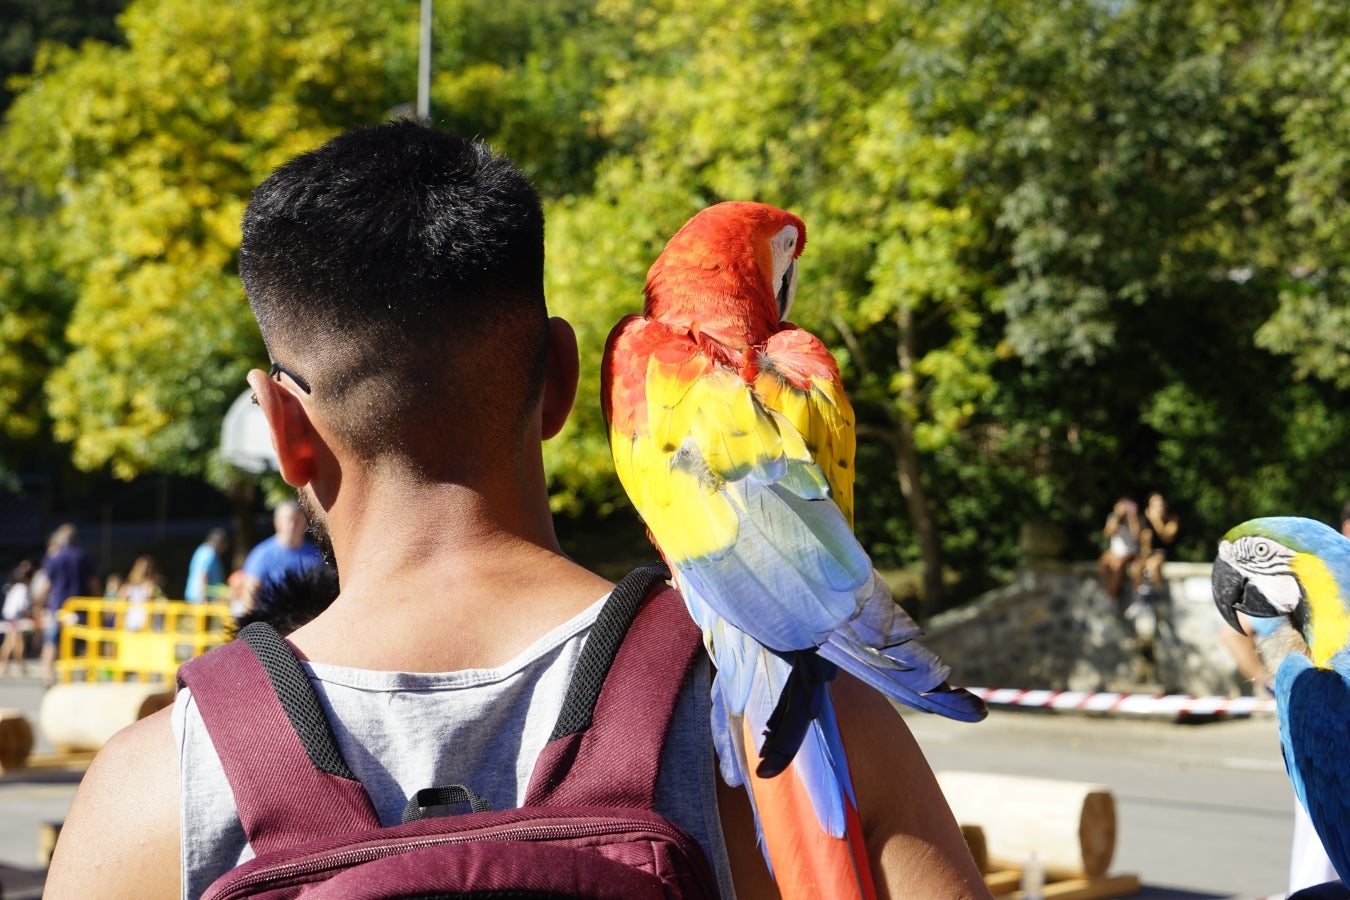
[1213,516,1350,883]
[601,201,985,899]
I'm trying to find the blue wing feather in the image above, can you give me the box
[676,478,875,651]
[1278,650,1350,883]
[705,614,852,840]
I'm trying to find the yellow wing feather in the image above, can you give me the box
[753,329,857,527]
[607,319,849,564]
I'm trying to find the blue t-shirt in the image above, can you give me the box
[44,545,93,611]
[241,536,322,590]
[184,543,226,603]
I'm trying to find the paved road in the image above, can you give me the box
[0,672,1308,899]
[903,705,1298,899]
[0,674,70,900]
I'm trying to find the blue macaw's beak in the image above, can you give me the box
[1212,556,1283,634]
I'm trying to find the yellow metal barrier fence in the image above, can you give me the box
[55,596,234,683]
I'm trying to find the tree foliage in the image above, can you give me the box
[1,0,408,478]
[2,0,1349,609]
[0,0,127,112]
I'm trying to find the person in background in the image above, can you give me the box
[118,555,164,632]
[40,524,98,687]
[1218,610,1338,893]
[184,528,230,604]
[1,560,34,676]
[1098,496,1141,600]
[238,501,322,614]
[1138,491,1180,589]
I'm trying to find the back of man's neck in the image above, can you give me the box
[283,485,614,672]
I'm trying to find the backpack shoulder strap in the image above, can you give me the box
[525,561,704,808]
[177,623,380,855]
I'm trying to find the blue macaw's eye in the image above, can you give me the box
[1252,540,1271,560]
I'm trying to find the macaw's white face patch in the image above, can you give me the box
[1218,536,1303,615]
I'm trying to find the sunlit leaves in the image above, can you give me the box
[0,0,407,479]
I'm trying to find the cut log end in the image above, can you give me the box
[938,770,1117,880]
[39,684,174,752]
[0,708,35,771]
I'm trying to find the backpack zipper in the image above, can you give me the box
[210,815,715,898]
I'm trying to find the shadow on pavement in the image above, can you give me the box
[0,863,47,900]
[1133,886,1248,899]
[0,768,84,787]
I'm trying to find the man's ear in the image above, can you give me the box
[540,317,579,441]
[246,369,318,487]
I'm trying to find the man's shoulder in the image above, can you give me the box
[242,536,281,571]
[44,707,181,898]
[248,535,281,555]
[48,546,84,568]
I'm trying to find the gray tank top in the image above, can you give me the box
[171,594,737,899]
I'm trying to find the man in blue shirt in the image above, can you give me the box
[40,523,98,686]
[239,501,321,613]
[183,528,230,604]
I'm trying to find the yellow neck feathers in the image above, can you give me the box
[1291,553,1350,667]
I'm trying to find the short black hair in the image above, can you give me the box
[239,121,549,476]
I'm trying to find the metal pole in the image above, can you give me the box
[417,0,432,121]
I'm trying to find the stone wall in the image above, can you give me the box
[920,562,1250,697]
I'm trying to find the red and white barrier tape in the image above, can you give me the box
[963,687,1275,716]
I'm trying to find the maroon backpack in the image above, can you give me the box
[176,563,720,899]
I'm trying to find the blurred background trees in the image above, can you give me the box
[2,0,1347,612]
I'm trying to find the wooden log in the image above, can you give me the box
[37,820,62,866]
[985,869,1021,895]
[961,823,989,874]
[1041,873,1141,899]
[938,771,1116,879]
[38,684,174,752]
[0,708,34,771]
[983,870,1141,900]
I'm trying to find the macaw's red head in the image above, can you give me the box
[644,201,806,348]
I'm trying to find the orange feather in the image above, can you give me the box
[741,717,878,900]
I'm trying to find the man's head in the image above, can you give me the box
[239,121,552,480]
[205,528,229,553]
[50,523,77,550]
[272,501,308,550]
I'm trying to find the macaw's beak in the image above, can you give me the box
[1212,557,1282,633]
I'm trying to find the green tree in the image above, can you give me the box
[427,0,613,197]
[0,0,128,113]
[885,0,1350,590]
[3,0,1346,614]
[1246,0,1350,386]
[0,0,409,479]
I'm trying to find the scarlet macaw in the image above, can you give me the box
[1213,516,1350,883]
[601,201,986,898]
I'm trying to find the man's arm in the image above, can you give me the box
[718,673,991,900]
[236,573,262,613]
[82,556,101,599]
[190,568,207,602]
[834,672,991,899]
[1219,616,1270,688]
[44,708,182,900]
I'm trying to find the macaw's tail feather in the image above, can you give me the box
[819,572,988,722]
[759,650,838,778]
[819,636,987,721]
[743,705,877,900]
